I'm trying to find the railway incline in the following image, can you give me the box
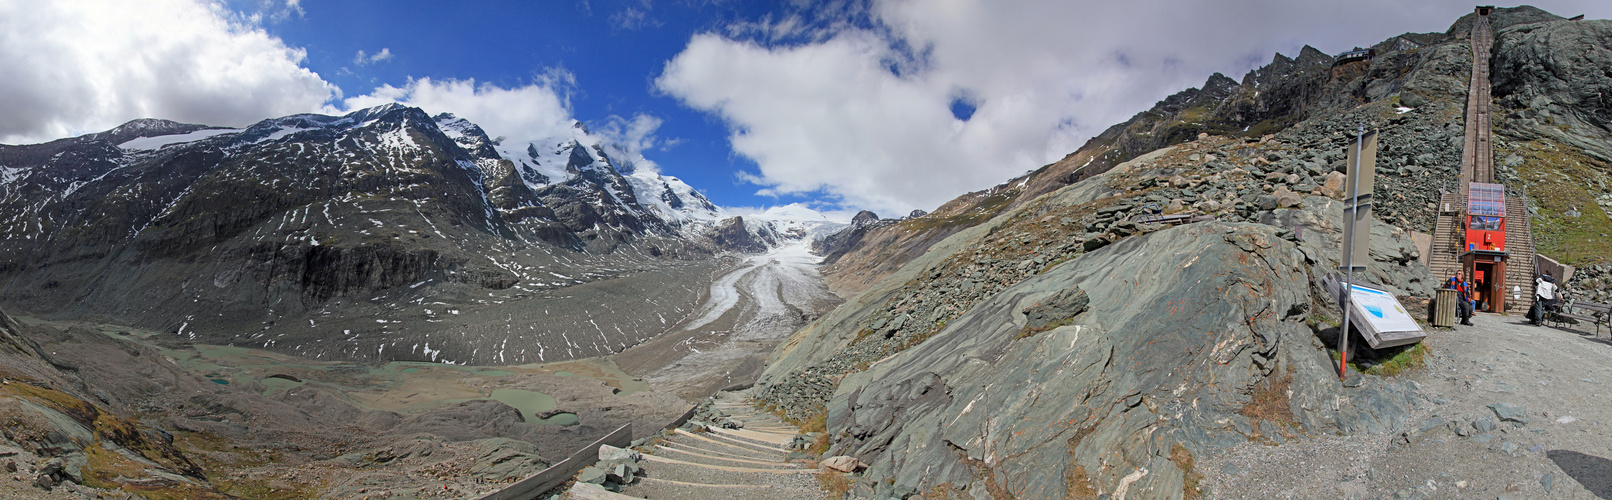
[1430,6,1538,311]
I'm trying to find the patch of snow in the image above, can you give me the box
[260,126,312,143]
[118,128,241,150]
[1395,107,1414,114]
[0,166,25,186]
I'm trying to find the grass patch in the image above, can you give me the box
[923,483,956,500]
[1504,139,1612,266]
[1333,342,1429,377]
[817,470,854,498]
[807,432,832,457]
[851,328,879,344]
[1170,443,1205,500]
[1066,465,1098,500]
[0,381,97,424]
[1064,424,1099,499]
[81,441,145,489]
[1239,368,1297,437]
[798,411,833,456]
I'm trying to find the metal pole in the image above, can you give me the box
[1340,124,1364,380]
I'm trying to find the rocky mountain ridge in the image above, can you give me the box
[0,104,824,367]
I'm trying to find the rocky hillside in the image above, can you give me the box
[753,6,1612,498]
[1487,10,1612,276]
[816,18,1488,297]
[0,104,802,366]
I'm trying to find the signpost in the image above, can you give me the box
[1338,126,1377,379]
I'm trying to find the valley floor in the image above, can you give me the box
[614,240,842,400]
[0,243,841,499]
[1202,311,1612,499]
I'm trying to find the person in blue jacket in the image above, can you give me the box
[1446,270,1475,326]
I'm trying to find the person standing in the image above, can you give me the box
[1531,272,1559,325]
[1447,270,1475,326]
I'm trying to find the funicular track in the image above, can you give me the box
[1431,7,1537,313]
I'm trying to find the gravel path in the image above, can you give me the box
[1202,311,1612,499]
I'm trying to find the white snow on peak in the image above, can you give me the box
[117,128,241,150]
[751,203,835,223]
[426,110,727,229]
[626,169,722,224]
[729,203,848,245]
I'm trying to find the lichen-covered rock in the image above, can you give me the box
[1019,286,1090,335]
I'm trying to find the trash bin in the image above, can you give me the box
[1433,288,1457,327]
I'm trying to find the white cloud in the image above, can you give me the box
[353,48,394,66]
[343,74,581,149]
[610,0,659,30]
[0,0,336,144]
[656,0,1612,214]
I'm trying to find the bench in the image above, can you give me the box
[1549,299,1611,337]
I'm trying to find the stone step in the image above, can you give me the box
[672,429,790,457]
[706,427,795,448]
[652,444,807,469]
[685,429,790,454]
[657,440,785,464]
[622,477,825,500]
[635,455,819,486]
[641,451,812,477]
[728,427,797,439]
[665,431,788,461]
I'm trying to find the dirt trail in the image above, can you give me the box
[1203,312,1612,499]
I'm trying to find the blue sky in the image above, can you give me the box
[266,0,788,212]
[6,1,1612,216]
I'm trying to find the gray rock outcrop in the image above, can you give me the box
[823,223,1420,498]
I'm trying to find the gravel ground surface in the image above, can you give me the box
[1202,311,1612,499]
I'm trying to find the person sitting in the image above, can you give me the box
[1446,270,1475,326]
[1531,272,1559,325]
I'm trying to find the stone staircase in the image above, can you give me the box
[1429,191,1465,280]
[615,394,826,499]
[1428,7,1540,314]
[1502,193,1537,313]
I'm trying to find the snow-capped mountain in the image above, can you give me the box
[0,104,745,365]
[704,203,847,254]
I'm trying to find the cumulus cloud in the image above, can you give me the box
[343,73,581,149]
[0,0,336,144]
[656,0,1600,214]
[594,114,670,171]
[353,48,394,66]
